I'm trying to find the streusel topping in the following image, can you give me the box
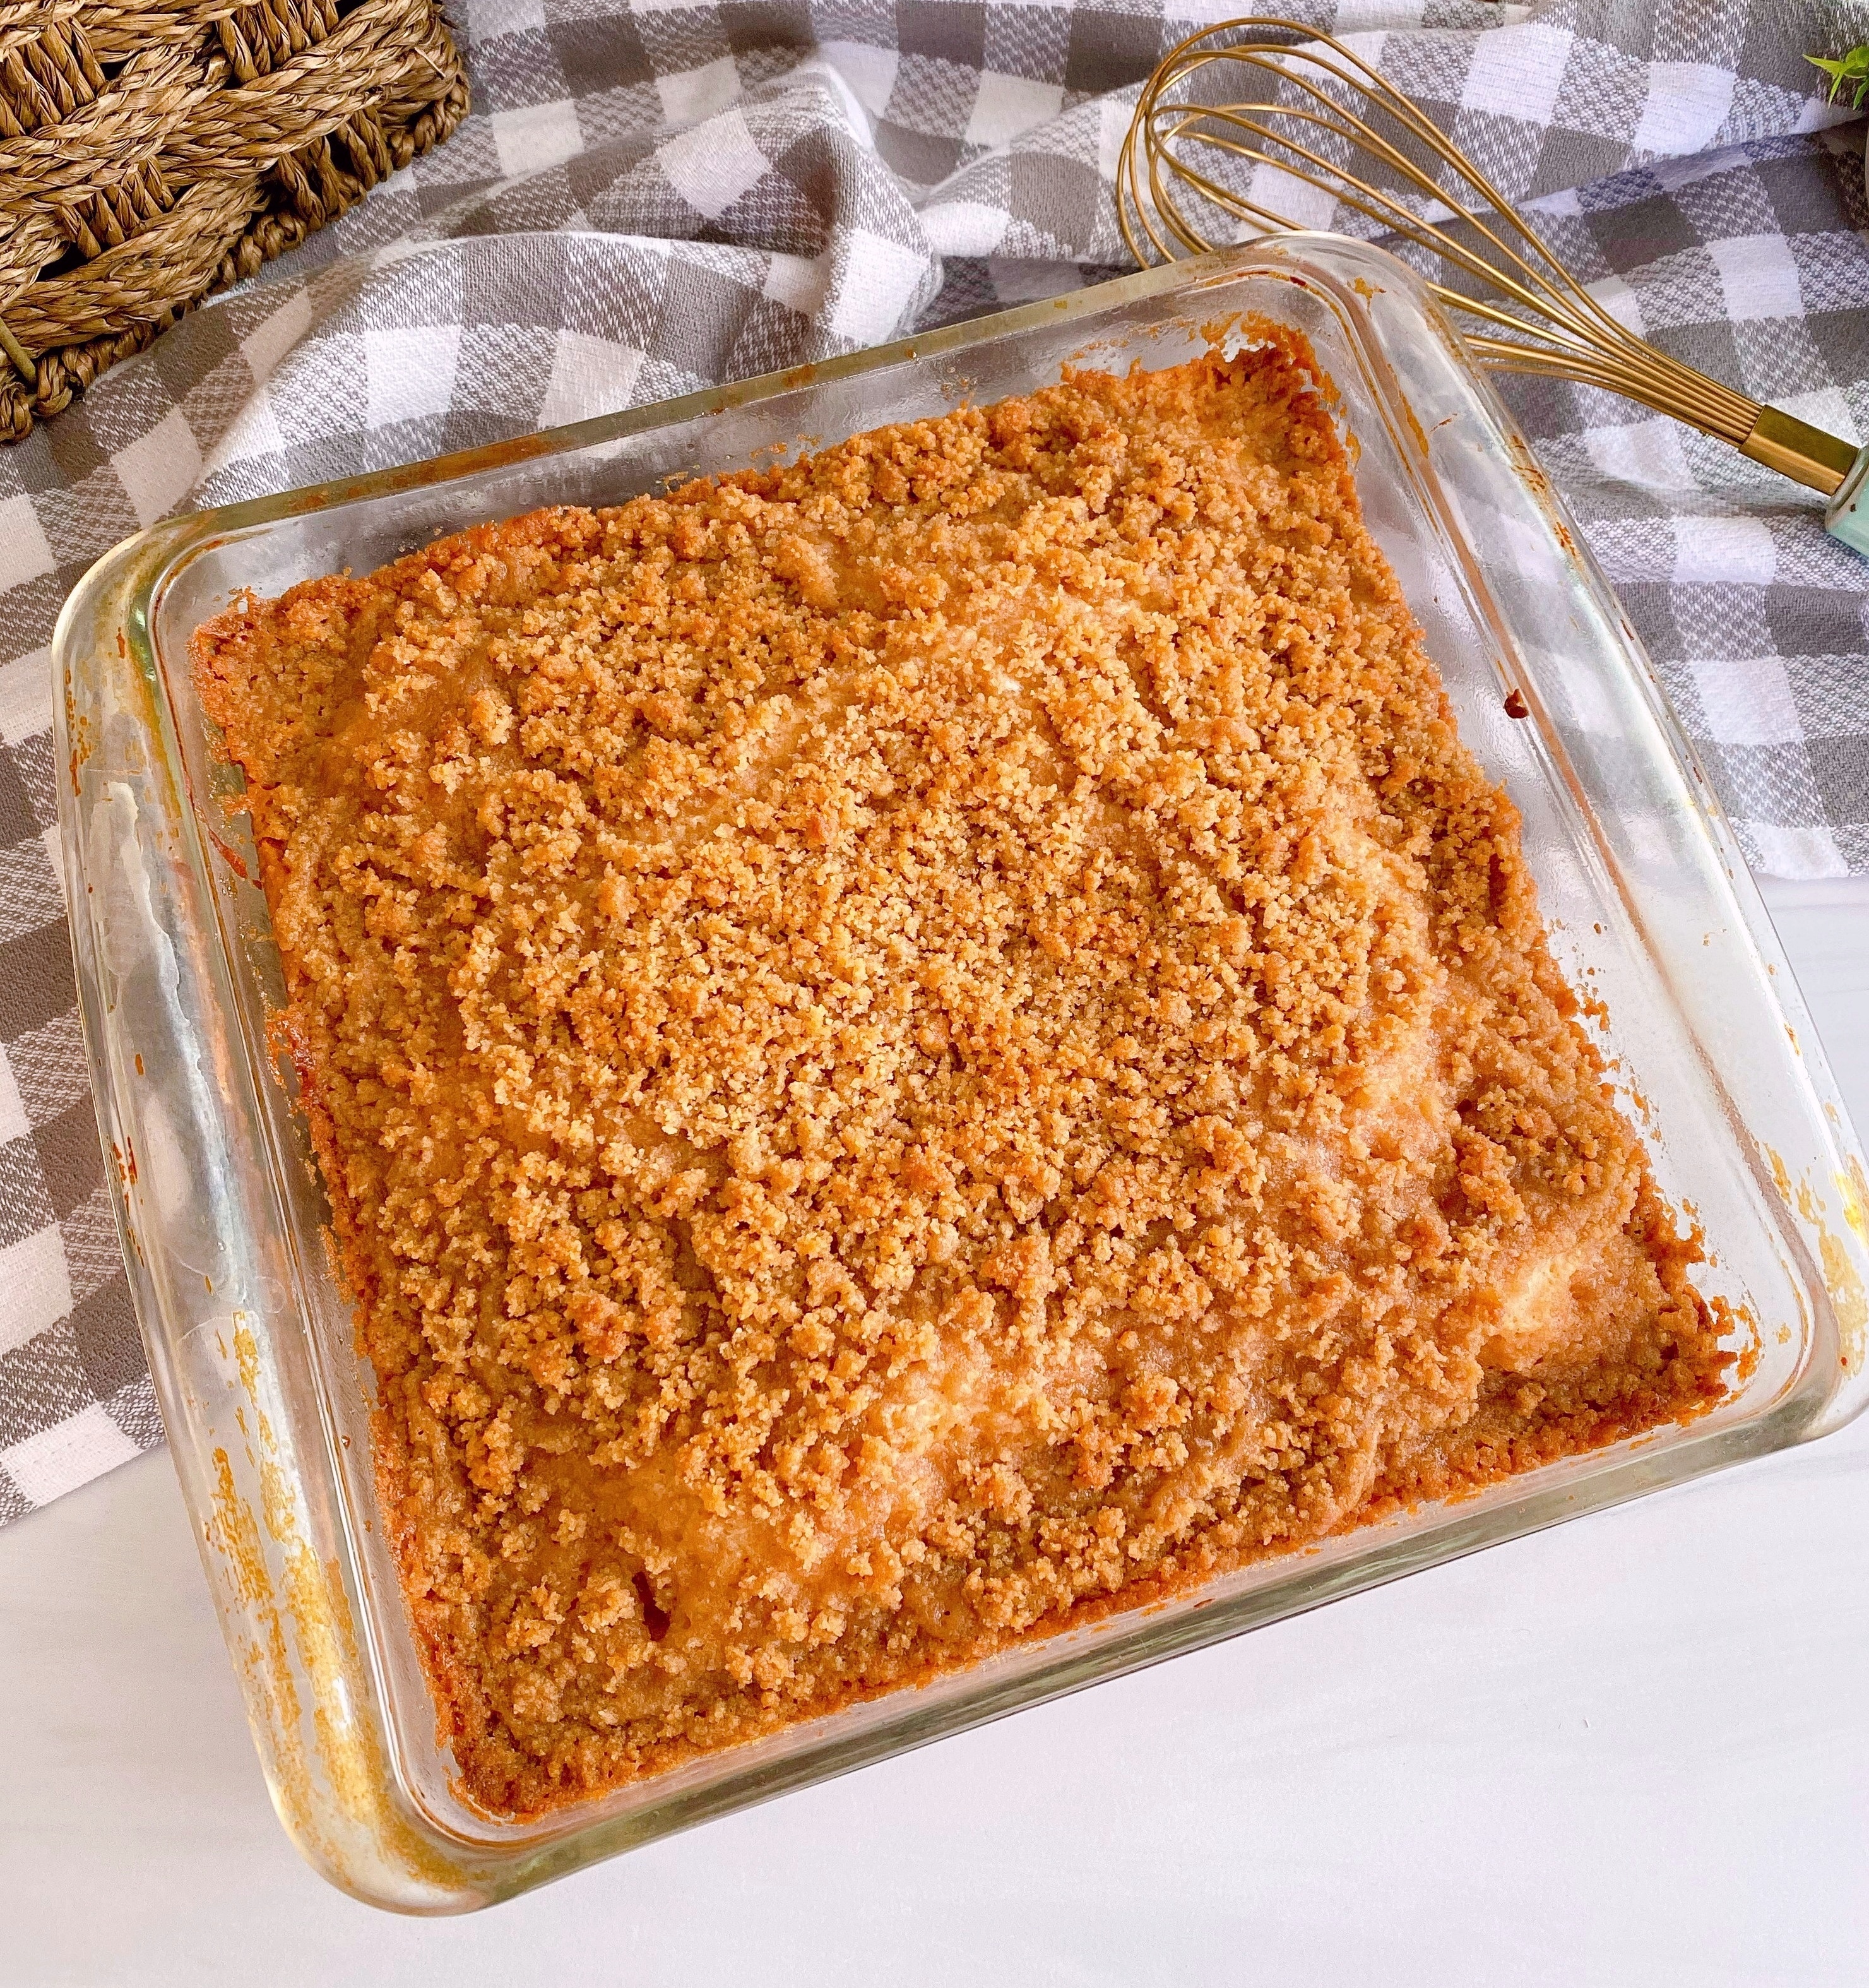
[196,337,1728,1817]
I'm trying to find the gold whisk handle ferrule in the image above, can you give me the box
[1736,407,1869,561]
[1740,407,1858,497]
[1738,408,1869,559]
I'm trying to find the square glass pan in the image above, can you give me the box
[57,238,1869,1913]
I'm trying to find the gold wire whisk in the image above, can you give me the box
[1117,17,1858,501]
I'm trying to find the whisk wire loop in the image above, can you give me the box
[1119,17,1850,494]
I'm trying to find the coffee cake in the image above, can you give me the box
[194,337,1730,1818]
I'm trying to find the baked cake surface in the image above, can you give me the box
[194,339,1729,1817]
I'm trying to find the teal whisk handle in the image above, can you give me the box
[1823,447,1869,557]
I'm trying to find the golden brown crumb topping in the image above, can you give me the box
[194,340,1728,1818]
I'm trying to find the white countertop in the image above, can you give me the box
[5,875,1867,1988]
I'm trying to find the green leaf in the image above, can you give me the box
[1807,45,1869,109]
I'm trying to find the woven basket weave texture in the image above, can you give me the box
[0,0,468,439]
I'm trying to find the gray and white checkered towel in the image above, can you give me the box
[3,0,1866,1521]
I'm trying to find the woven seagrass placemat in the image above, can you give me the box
[0,0,468,439]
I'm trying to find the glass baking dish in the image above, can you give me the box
[56,238,1869,1913]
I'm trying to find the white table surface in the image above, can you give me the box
[4,874,1866,1988]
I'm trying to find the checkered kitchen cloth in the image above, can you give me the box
[2,0,1866,1520]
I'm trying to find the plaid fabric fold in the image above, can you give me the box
[4,0,1867,1520]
